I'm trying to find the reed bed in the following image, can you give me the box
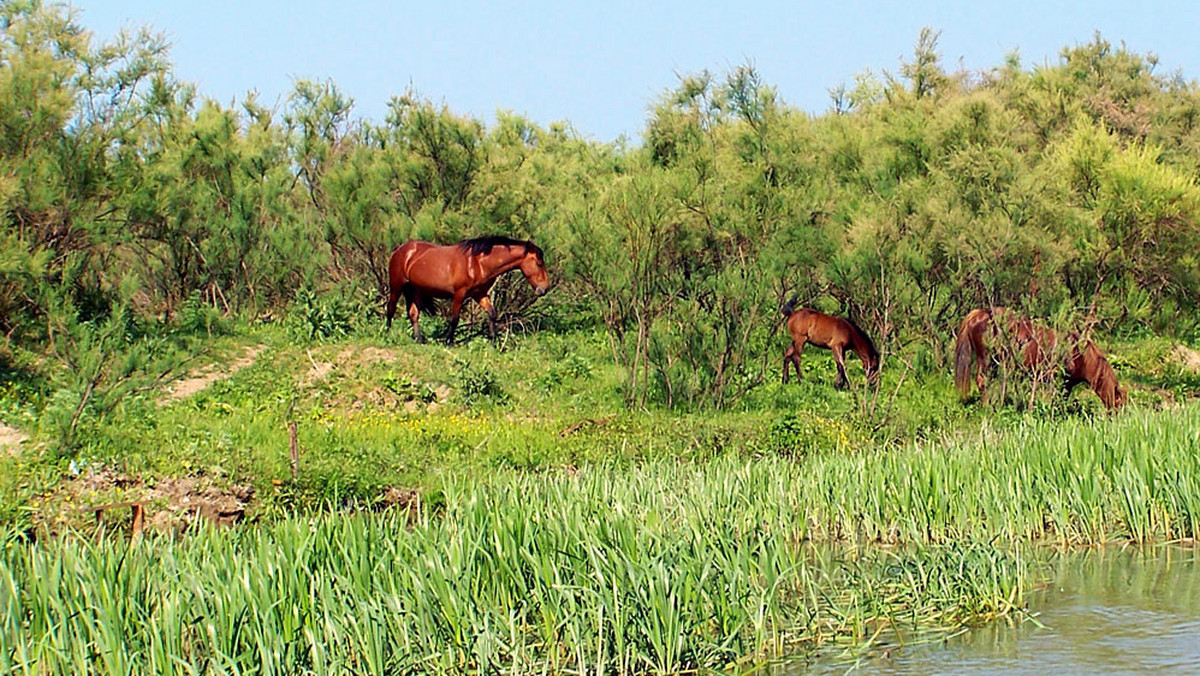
[2,405,1197,674]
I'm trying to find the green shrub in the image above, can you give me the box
[381,371,436,402]
[175,291,229,336]
[453,356,508,406]
[285,287,371,341]
[767,411,865,457]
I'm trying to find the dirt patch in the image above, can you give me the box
[145,477,254,530]
[160,344,266,404]
[358,346,402,364]
[1173,344,1200,374]
[302,358,335,386]
[36,466,425,536]
[38,465,254,534]
[301,346,405,388]
[560,416,614,437]
[0,421,27,456]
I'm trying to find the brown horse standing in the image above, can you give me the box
[954,307,1126,410]
[781,300,880,389]
[386,235,549,344]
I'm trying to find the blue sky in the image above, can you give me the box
[79,1,1200,143]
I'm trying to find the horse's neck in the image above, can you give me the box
[480,247,524,278]
[1083,346,1114,390]
[848,329,874,361]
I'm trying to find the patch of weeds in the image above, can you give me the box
[381,371,437,402]
[286,286,373,342]
[453,356,509,406]
[534,353,594,393]
[176,290,230,337]
[766,412,864,458]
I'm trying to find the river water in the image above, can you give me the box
[793,546,1200,674]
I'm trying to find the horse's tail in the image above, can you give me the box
[781,295,799,317]
[955,309,989,398]
[415,293,439,315]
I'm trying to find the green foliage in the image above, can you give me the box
[175,290,229,336]
[533,352,593,393]
[767,411,868,458]
[8,403,1200,672]
[381,370,436,402]
[3,4,1200,412]
[284,286,371,341]
[452,354,508,406]
[0,487,1030,674]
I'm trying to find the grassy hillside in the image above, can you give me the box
[3,336,1200,671]
[1,320,1195,531]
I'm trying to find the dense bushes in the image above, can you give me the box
[3,4,1200,418]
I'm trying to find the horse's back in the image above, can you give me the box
[788,308,852,346]
[391,240,438,259]
[389,240,467,296]
[389,240,436,288]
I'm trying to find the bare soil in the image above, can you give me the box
[0,421,26,456]
[37,465,255,534]
[1173,344,1200,374]
[160,344,266,404]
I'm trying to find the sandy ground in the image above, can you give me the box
[160,344,266,404]
[1174,344,1200,374]
[0,421,27,456]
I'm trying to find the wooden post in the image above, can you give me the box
[130,502,145,540]
[289,421,299,480]
[80,500,148,546]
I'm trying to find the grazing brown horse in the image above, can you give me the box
[781,299,880,389]
[954,307,1126,410]
[386,235,549,344]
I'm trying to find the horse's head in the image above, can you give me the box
[866,357,881,386]
[519,244,550,296]
[1115,385,1128,408]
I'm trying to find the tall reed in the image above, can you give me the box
[3,405,1197,674]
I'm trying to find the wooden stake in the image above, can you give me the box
[289,421,299,480]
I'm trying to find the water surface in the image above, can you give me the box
[794,546,1200,674]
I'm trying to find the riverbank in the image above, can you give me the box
[3,405,1199,673]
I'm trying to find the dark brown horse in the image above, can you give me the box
[781,300,880,389]
[954,307,1126,410]
[386,235,549,344]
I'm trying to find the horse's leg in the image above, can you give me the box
[385,288,399,330]
[406,293,423,344]
[783,339,806,383]
[832,344,849,390]
[478,295,498,341]
[445,291,466,345]
[974,348,988,399]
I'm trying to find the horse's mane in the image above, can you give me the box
[458,235,543,260]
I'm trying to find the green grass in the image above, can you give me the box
[1,463,1030,675]
[4,403,1200,672]
[1,325,1198,672]
[0,324,1048,519]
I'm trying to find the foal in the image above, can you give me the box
[781,300,880,389]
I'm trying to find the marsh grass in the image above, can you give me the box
[0,463,1029,675]
[1,325,1197,673]
[4,404,1200,673]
